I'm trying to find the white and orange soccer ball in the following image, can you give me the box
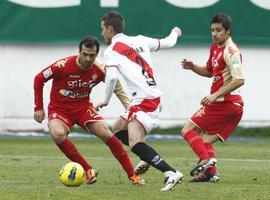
[59,162,85,187]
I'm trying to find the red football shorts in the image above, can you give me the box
[190,102,243,141]
[48,103,104,132]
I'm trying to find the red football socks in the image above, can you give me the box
[204,142,217,174]
[183,130,209,160]
[106,135,135,178]
[57,139,91,171]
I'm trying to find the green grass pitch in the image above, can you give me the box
[0,136,270,200]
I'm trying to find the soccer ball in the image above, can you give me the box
[59,162,85,187]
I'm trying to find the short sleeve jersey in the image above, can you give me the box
[104,33,162,101]
[206,37,245,105]
[34,56,105,112]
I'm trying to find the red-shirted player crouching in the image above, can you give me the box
[33,36,144,185]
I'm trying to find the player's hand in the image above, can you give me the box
[181,58,195,70]
[94,101,108,111]
[34,110,45,123]
[200,93,218,105]
[171,27,182,37]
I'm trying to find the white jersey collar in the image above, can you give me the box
[112,33,124,42]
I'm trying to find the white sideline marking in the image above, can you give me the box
[0,155,269,163]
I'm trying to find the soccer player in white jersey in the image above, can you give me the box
[96,11,183,191]
[181,13,245,182]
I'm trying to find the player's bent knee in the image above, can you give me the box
[128,142,136,149]
[181,120,197,135]
[50,132,67,144]
[181,126,189,136]
[180,128,185,136]
[100,133,113,142]
[95,124,113,142]
[50,128,67,144]
[128,138,143,149]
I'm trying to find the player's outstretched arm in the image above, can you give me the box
[159,26,182,49]
[171,27,182,37]
[181,58,211,77]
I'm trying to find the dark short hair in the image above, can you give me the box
[101,11,125,33]
[79,36,100,53]
[210,13,232,34]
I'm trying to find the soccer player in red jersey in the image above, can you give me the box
[181,13,245,182]
[33,36,144,185]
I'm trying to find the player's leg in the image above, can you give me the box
[79,105,143,183]
[190,103,243,180]
[191,134,220,182]
[182,120,216,176]
[86,121,144,185]
[192,103,243,182]
[182,120,210,162]
[112,117,129,145]
[48,116,94,183]
[203,134,219,175]
[113,115,150,175]
[128,118,183,191]
[112,116,150,174]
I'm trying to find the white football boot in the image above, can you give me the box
[160,170,184,191]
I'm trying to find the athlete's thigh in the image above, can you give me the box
[121,108,156,135]
[48,111,73,135]
[191,103,242,139]
[112,116,128,133]
[201,133,220,143]
[128,118,147,147]
[191,104,225,133]
[133,110,159,134]
[49,120,69,135]
[218,104,243,141]
[76,104,104,131]
[86,121,113,142]
[182,119,200,134]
